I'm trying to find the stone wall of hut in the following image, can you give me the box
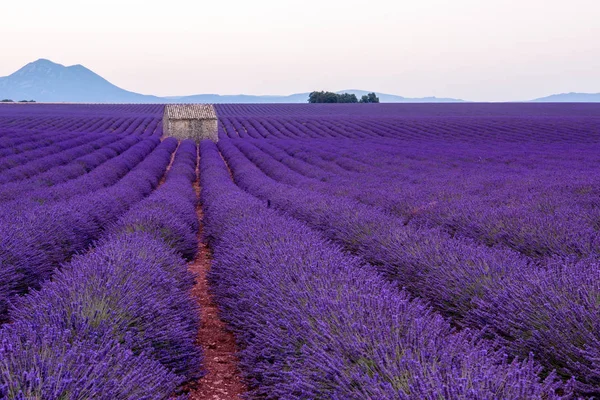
[162,104,219,142]
[164,118,218,142]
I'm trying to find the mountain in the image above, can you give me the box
[531,92,600,102]
[166,92,312,104]
[0,59,162,103]
[0,59,466,103]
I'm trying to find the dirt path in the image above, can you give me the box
[186,151,247,399]
[159,141,179,186]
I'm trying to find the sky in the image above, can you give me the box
[1,0,599,102]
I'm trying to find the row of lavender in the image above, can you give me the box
[218,137,600,396]
[0,135,142,203]
[0,133,133,187]
[0,137,169,319]
[215,103,600,118]
[0,129,92,159]
[0,135,162,208]
[218,116,599,142]
[1,140,202,398]
[245,138,600,260]
[0,104,164,138]
[200,139,568,398]
[215,103,600,142]
[0,115,161,137]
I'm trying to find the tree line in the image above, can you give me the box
[308,91,380,103]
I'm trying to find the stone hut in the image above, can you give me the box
[163,104,218,142]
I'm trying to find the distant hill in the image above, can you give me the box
[531,92,600,102]
[335,89,463,103]
[168,91,464,104]
[0,59,465,104]
[166,92,312,104]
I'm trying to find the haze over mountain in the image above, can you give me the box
[531,92,600,102]
[1,59,598,103]
[0,59,467,104]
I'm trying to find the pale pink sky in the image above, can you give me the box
[1,0,599,101]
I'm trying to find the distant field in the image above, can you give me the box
[1,103,599,399]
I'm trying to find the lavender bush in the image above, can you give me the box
[0,321,181,400]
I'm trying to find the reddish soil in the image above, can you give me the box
[217,148,234,180]
[186,166,247,399]
[159,142,179,186]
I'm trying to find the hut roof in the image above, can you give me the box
[165,104,217,120]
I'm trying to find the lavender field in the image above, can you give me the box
[1,102,599,399]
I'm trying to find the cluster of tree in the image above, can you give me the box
[308,91,380,104]
[308,91,353,103]
[359,92,380,103]
[1,99,36,103]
